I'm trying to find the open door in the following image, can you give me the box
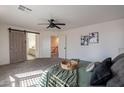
[51,36,59,58]
[27,33,37,60]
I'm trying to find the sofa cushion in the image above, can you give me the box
[90,58,113,86]
[106,76,124,87]
[108,57,124,86]
[111,58,124,75]
[118,71,124,84]
[111,58,124,83]
[112,53,124,64]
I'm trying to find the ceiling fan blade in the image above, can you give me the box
[47,25,50,29]
[54,23,66,25]
[55,25,61,29]
[38,23,49,25]
[48,20,51,23]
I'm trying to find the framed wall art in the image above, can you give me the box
[89,32,99,44]
[81,35,89,46]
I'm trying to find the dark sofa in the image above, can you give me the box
[106,53,124,87]
[89,53,124,87]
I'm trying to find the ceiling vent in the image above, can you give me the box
[18,5,32,12]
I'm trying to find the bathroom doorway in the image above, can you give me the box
[27,33,37,60]
[51,36,59,58]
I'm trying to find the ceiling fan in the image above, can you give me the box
[38,19,66,29]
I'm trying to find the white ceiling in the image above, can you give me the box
[0,5,124,31]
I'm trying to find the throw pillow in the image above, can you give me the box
[86,63,95,72]
[90,58,113,86]
[86,62,101,72]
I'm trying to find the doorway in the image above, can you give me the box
[51,36,59,58]
[9,28,40,63]
[27,33,37,60]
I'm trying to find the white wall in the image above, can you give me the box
[59,19,124,62]
[0,24,10,65]
[58,32,67,58]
